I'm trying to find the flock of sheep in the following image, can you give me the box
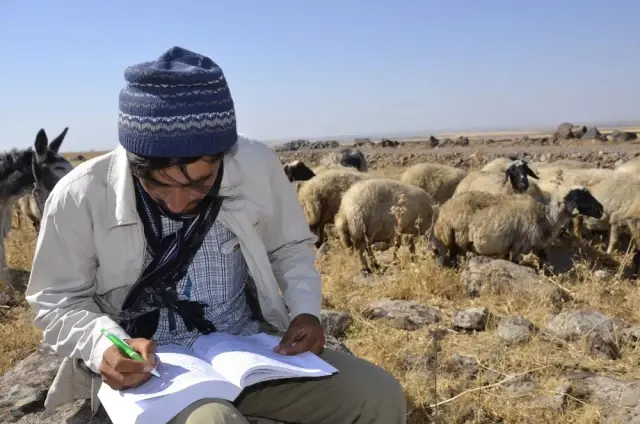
[283,148,640,277]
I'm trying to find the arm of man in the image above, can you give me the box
[259,146,323,322]
[24,181,131,375]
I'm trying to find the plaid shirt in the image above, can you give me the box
[150,215,261,348]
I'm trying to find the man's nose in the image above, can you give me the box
[163,190,191,213]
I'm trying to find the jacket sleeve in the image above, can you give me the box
[24,181,131,374]
[259,146,323,321]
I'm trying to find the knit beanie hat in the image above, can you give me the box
[118,46,238,158]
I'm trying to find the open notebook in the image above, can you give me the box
[98,332,338,424]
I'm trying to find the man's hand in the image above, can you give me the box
[99,338,157,390]
[274,313,325,355]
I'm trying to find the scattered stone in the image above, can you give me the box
[428,135,439,148]
[571,125,587,138]
[621,326,640,345]
[544,310,627,343]
[583,126,603,140]
[497,316,536,345]
[452,307,489,332]
[450,354,480,378]
[362,298,441,330]
[587,331,621,360]
[555,122,574,140]
[499,373,537,397]
[566,372,640,423]
[320,310,352,338]
[460,256,565,303]
[611,130,639,143]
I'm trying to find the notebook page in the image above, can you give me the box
[192,332,337,388]
[98,344,242,424]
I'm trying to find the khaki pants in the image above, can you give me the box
[167,340,407,424]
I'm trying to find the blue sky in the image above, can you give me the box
[1,1,639,152]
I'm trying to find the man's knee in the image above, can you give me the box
[324,351,406,412]
[168,398,249,424]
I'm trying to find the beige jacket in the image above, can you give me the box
[24,135,321,414]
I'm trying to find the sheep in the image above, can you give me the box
[334,178,437,274]
[435,186,603,269]
[431,190,501,267]
[283,160,316,182]
[399,162,467,204]
[532,167,616,238]
[582,175,640,271]
[530,159,591,170]
[481,156,519,173]
[614,155,640,174]
[16,194,41,231]
[296,168,371,248]
[319,148,368,172]
[453,160,544,201]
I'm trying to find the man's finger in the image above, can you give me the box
[121,371,153,388]
[310,338,325,355]
[129,339,157,365]
[274,328,298,352]
[113,357,155,374]
[100,365,126,390]
[277,335,313,355]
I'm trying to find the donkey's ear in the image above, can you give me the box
[34,129,49,160]
[48,127,68,153]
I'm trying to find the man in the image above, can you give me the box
[25,46,406,424]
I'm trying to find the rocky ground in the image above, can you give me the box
[2,126,640,423]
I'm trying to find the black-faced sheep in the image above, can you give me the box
[334,178,437,274]
[453,160,542,200]
[296,168,371,248]
[283,160,316,182]
[434,186,603,269]
[399,162,467,204]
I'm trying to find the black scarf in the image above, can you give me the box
[118,162,225,339]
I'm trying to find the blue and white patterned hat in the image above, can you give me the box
[118,46,238,158]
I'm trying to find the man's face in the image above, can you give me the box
[139,158,221,216]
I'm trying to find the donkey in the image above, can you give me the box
[0,127,74,277]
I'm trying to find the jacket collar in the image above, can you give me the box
[105,143,242,229]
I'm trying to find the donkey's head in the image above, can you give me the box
[31,127,74,192]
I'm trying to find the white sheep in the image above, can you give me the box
[453,160,545,202]
[480,157,519,173]
[399,162,467,204]
[431,190,500,266]
[433,186,603,267]
[334,178,437,273]
[583,174,640,265]
[614,155,640,174]
[296,168,371,248]
[466,186,602,265]
[530,159,591,170]
[16,194,41,231]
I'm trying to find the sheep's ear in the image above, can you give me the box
[525,165,539,179]
[503,169,511,185]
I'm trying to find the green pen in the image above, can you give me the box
[100,328,160,377]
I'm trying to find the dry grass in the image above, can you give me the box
[2,156,640,423]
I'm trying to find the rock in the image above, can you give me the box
[555,122,574,140]
[320,310,353,338]
[544,310,627,343]
[0,343,63,422]
[612,130,639,143]
[571,125,587,138]
[587,332,621,360]
[593,269,610,281]
[460,256,564,303]
[452,307,489,332]
[566,372,640,423]
[450,354,480,378]
[583,126,603,140]
[361,298,441,330]
[621,326,640,345]
[428,135,439,148]
[455,136,469,146]
[497,316,536,345]
[500,374,537,397]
